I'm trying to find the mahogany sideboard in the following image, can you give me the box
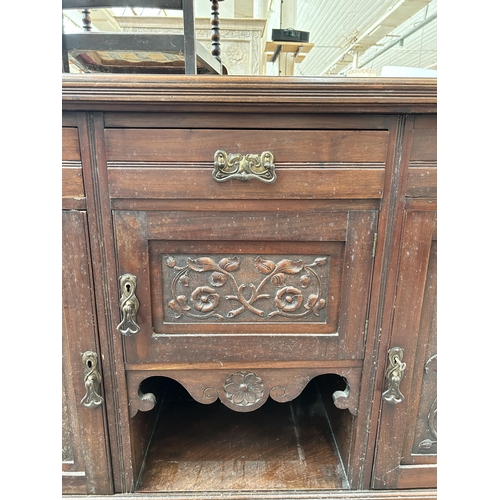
[62,74,437,499]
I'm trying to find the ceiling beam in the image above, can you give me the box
[323,0,433,75]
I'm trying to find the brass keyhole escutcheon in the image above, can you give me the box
[117,273,140,336]
[81,351,104,409]
[382,347,406,405]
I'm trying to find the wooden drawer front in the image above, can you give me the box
[105,128,388,200]
[407,167,436,198]
[407,115,436,198]
[410,116,437,162]
[114,209,377,364]
[62,127,84,200]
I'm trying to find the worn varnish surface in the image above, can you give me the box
[370,113,437,489]
[104,129,389,163]
[62,211,113,494]
[114,208,376,363]
[371,209,437,489]
[61,76,437,498]
[137,379,347,492]
[61,74,437,114]
[62,127,85,201]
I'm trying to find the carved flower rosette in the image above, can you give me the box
[164,254,328,322]
[223,371,265,407]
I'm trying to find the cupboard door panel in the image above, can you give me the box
[62,211,113,494]
[113,209,377,364]
[372,209,437,489]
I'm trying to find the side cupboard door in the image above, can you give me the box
[371,207,437,488]
[62,115,113,494]
[62,210,114,494]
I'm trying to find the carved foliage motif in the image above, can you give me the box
[165,254,328,322]
[417,354,437,453]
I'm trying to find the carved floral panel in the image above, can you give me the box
[163,253,333,325]
[412,354,437,454]
[411,241,437,455]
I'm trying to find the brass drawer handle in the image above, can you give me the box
[213,150,276,183]
[382,347,406,404]
[81,351,104,408]
[117,273,140,336]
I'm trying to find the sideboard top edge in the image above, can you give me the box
[62,74,437,110]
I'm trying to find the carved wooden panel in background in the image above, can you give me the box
[411,241,437,455]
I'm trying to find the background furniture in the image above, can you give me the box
[62,74,437,498]
[62,0,225,74]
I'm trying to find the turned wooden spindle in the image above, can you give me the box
[82,8,92,32]
[210,0,222,61]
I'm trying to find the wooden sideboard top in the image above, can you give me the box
[62,74,437,113]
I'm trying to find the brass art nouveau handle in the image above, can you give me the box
[117,273,140,336]
[81,351,104,408]
[382,347,406,404]
[212,150,276,183]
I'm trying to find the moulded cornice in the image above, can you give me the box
[62,74,437,113]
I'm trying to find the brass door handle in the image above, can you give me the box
[81,351,104,408]
[117,273,140,335]
[382,347,406,404]
[212,150,276,183]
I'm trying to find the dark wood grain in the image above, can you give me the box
[104,112,394,130]
[110,198,381,212]
[63,111,78,127]
[145,210,349,241]
[137,378,347,492]
[62,74,437,114]
[62,164,85,199]
[349,115,416,489]
[62,210,113,494]
[114,208,375,363]
[127,366,361,417]
[409,129,437,162]
[371,210,437,489]
[108,166,385,200]
[61,76,437,497]
[413,115,437,129]
[410,116,437,162]
[62,127,81,161]
[402,242,437,462]
[63,491,436,500]
[406,165,437,198]
[104,129,389,163]
[77,112,137,492]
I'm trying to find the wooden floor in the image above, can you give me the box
[137,380,348,492]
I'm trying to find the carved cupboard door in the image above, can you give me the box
[104,117,386,378]
[62,116,113,494]
[113,207,377,366]
[371,207,437,488]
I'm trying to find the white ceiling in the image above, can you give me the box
[62,0,437,77]
[295,0,437,76]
